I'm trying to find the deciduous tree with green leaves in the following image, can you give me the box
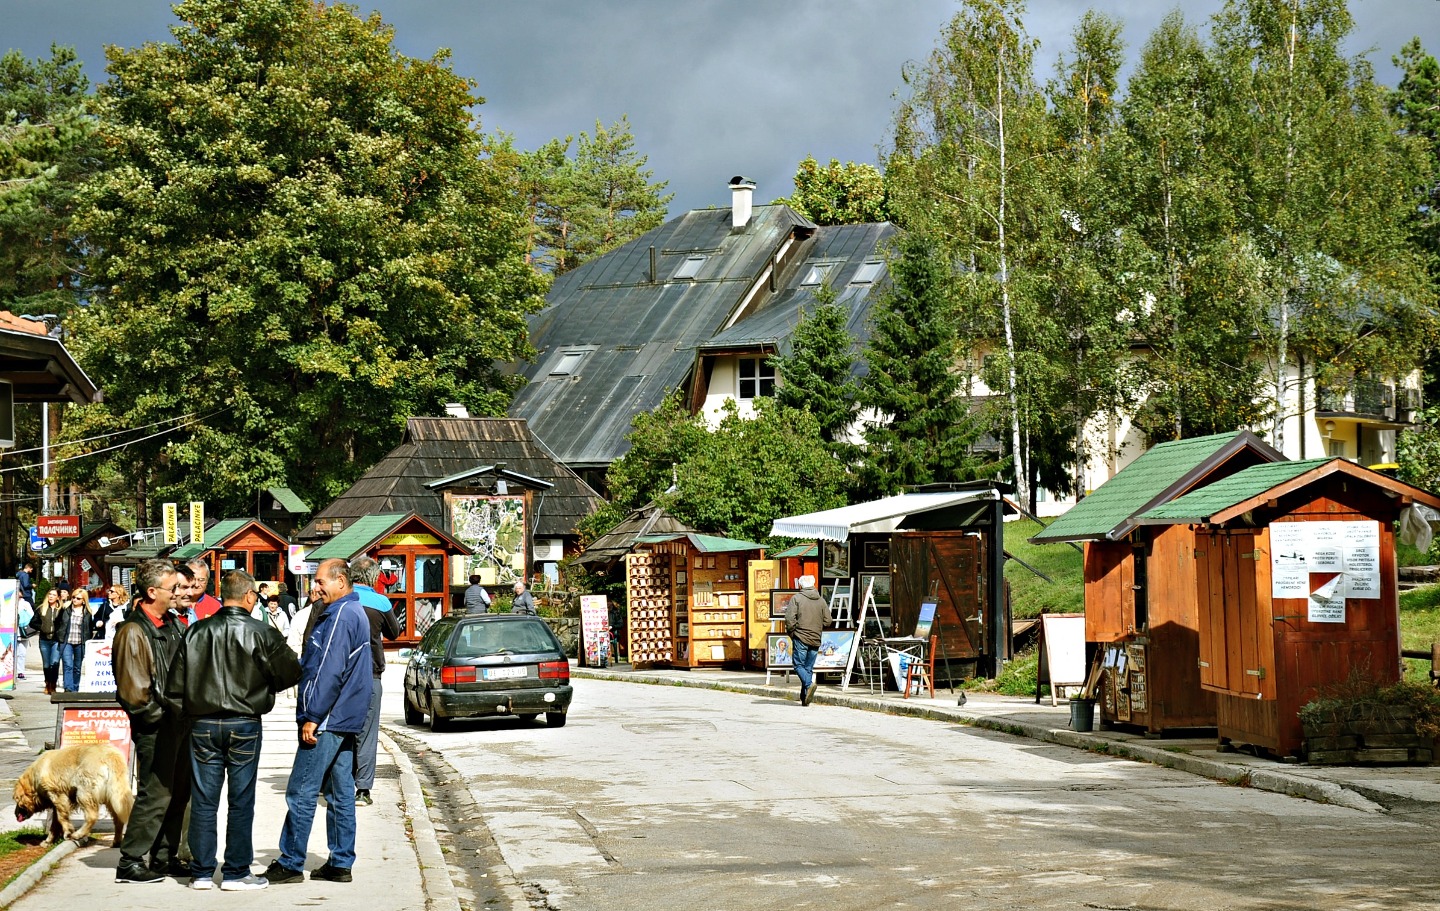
[64,0,546,520]
[778,156,888,226]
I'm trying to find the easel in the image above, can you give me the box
[840,577,877,692]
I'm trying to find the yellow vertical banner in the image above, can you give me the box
[190,502,205,546]
[163,503,179,544]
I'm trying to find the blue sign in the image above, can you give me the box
[28,526,44,551]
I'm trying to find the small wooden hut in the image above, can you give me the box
[1031,431,1284,734]
[1136,458,1440,758]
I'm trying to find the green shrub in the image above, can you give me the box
[1299,672,1440,739]
[962,645,1039,697]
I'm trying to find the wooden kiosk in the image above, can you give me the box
[625,533,767,668]
[1136,458,1440,758]
[1032,432,1283,734]
[172,518,292,597]
[307,512,471,644]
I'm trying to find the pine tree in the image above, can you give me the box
[770,286,860,453]
[857,235,996,496]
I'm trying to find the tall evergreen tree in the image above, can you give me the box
[769,286,860,454]
[857,235,995,496]
[0,46,102,316]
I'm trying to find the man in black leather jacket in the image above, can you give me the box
[168,569,301,890]
[113,559,190,884]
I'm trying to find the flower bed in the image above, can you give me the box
[1300,678,1440,765]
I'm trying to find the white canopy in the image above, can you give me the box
[769,489,999,542]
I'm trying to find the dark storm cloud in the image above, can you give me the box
[3,1,1436,216]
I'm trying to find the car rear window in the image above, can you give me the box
[453,620,558,658]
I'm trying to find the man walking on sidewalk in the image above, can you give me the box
[113,559,191,883]
[266,558,372,884]
[170,570,302,891]
[784,576,831,706]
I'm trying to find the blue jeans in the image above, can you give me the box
[38,638,61,672]
[188,717,263,881]
[354,677,383,790]
[59,641,85,691]
[792,637,819,690]
[279,730,357,871]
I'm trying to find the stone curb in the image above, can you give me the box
[0,839,75,908]
[380,731,463,911]
[572,667,1385,813]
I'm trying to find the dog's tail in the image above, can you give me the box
[103,749,134,846]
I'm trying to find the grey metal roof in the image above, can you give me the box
[297,417,604,541]
[701,222,895,375]
[508,204,819,467]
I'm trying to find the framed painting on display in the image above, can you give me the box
[822,541,850,578]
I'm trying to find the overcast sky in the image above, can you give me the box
[3,1,1436,215]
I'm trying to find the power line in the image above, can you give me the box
[0,411,210,458]
[0,414,209,474]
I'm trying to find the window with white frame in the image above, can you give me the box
[737,357,775,400]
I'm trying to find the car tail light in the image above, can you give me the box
[538,660,569,681]
[442,666,476,686]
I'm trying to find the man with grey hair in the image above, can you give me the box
[114,558,190,883]
[188,558,223,621]
[347,555,399,807]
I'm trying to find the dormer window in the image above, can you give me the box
[673,255,706,280]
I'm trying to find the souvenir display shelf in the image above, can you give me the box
[626,551,675,666]
[685,553,746,666]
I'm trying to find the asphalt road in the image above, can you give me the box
[401,676,1440,911]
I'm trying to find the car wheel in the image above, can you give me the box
[518,713,539,724]
[404,698,424,726]
[431,713,451,732]
[545,711,567,728]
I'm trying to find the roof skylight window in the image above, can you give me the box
[851,261,884,284]
[800,263,833,286]
[673,255,706,280]
[549,349,590,376]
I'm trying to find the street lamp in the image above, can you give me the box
[18,313,60,515]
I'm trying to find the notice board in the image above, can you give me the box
[1035,613,1086,705]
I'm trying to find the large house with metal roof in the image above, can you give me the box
[508,178,896,492]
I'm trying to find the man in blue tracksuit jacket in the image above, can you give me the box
[265,558,373,885]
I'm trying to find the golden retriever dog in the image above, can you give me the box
[13,743,132,846]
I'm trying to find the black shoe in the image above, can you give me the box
[310,862,352,883]
[116,864,166,884]
[151,859,188,877]
[355,788,372,806]
[262,861,305,884]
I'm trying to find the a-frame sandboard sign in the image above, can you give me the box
[840,577,877,692]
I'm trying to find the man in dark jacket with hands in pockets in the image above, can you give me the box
[266,558,373,885]
[169,569,302,891]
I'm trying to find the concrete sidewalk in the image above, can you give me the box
[573,661,1440,813]
[0,656,457,911]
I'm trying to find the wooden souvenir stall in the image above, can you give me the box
[1136,458,1440,758]
[172,518,291,598]
[625,533,765,668]
[37,521,128,592]
[772,542,818,588]
[1032,431,1283,734]
[307,512,471,644]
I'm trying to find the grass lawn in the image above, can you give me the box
[0,829,51,889]
[1004,518,1084,619]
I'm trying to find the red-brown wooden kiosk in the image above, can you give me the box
[1136,458,1440,758]
[307,512,471,645]
[172,519,291,598]
[1032,432,1284,734]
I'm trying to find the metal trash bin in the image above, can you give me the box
[1069,697,1096,733]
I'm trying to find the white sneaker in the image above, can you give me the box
[220,874,268,891]
[191,878,214,891]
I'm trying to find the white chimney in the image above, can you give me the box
[729,176,756,230]
[444,402,469,418]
